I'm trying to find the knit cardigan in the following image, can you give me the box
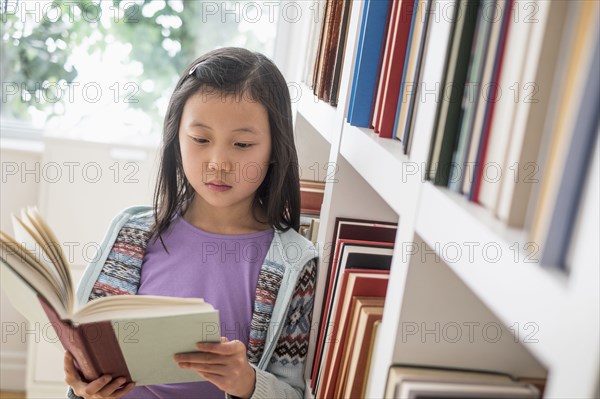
[66,205,318,399]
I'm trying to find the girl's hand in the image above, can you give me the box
[64,351,136,398]
[173,337,256,398]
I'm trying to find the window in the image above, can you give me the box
[1,0,279,142]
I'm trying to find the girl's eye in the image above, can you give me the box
[192,137,208,144]
[235,142,254,149]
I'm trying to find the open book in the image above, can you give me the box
[0,206,221,386]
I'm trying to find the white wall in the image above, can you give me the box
[1,142,42,391]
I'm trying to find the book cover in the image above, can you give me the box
[397,0,432,152]
[493,0,570,224]
[347,0,391,127]
[311,240,393,391]
[0,207,221,386]
[304,1,327,88]
[300,180,325,216]
[376,0,415,138]
[371,0,400,133]
[391,0,420,141]
[318,0,345,103]
[310,218,396,389]
[428,0,480,186]
[329,0,353,106]
[449,0,495,193]
[335,299,384,398]
[356,319,381,398]
[385,366,539,398]
[473,0,515,206]
[316,272,389,398]
[529,1,600,267]
[313,0,334,97]
[464,0,529,196]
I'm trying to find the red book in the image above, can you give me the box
[374,0,415,137]
[300,180,325,216]
[317,271,389,398]
[371,0,400,133]
[38,295,131,383]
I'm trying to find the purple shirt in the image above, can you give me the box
[123,213,274,399]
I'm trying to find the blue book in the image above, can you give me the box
[347,0,390,127]
[542,40,599,268]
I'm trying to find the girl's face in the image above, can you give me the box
[178,90,272,214]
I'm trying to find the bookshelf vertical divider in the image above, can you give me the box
[292,1,599,398]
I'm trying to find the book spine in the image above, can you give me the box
[81,320,132,384]
[37,295,101,381]
[38,295,132,383]
[379,0,415,138]
[348,0,390,127]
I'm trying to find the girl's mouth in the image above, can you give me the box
[205,181,232,192]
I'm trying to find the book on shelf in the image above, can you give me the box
[312,0,352,106]
[385,366,540,398]
[300,179,325,216]
[493,0,564,224]
[347,0,391,128]
[334,296,384,399]
[0,206,221,386]
[372,0,414,138]
[370,0,399,133]
[470,0,513,202]
[312,240,393,391]
[360,319,381,398]
[528,0,600,267]
[391,0,419,142]
[328,0,353,106]
[303,1,327,89]
[316,271,389,399]
[427,0,480,186]
[393,0,431,149]
[451,0,502,193]
[310,217,397,391]
[299,216,320,246]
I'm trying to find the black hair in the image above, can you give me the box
[149,47,300,247]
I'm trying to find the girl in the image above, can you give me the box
[63,47,318,399]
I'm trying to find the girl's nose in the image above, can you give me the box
[207,150,234,173]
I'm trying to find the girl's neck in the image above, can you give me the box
[182,196,270,235]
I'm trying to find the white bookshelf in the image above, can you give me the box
[292,0,599,398]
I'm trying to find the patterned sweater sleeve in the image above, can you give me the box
[249,258,317,399]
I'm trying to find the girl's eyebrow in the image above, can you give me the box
[190,121,259,134]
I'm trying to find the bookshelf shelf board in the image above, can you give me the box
[415,182,569,366]
[296,83,336,144]
[339,123,411,216]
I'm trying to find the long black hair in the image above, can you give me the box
[149,47,300,246]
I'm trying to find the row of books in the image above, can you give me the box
[305,0,352,106]
[425,0,598,269]
[310,217,397,398]
[304,0,599,269]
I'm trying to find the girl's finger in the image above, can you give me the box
[174,352,226,365]
[64,352,80,380]
[79,375,114,396]
[179,362,229,376]
[97,377,134,398]
[112,382,137,399]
